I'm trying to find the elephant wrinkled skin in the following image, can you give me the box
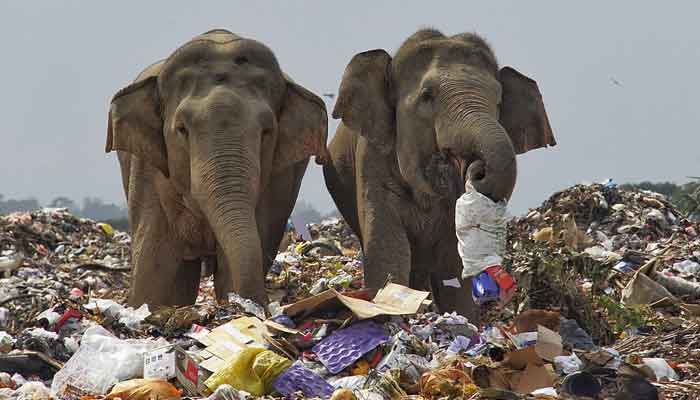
[107,30,328,307]
[324,29,556,322]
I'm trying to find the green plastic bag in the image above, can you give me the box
[204,348,292,396]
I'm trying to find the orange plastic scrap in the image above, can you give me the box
[105,379,182,400]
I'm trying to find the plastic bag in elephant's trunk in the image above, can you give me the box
[455,183,514,305]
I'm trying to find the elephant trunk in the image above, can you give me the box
[191,122,267,306]
[460,113,517,202]
[437,76,517,202]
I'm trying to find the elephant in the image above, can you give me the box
[106,29,328,308]
[323,29,556,322]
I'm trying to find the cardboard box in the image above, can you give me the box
[173,316,271,395]
[174,346,211,396]
[144,344,177,380]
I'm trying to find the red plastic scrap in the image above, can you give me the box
[54,309,82,332]
[368,348,383,368]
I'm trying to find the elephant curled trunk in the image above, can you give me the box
[436,77,517,203]
[459,113,517,202]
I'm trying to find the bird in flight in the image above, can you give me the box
[610,77,623,87]
[323,93,335,99]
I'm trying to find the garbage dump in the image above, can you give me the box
[0,181,698,400]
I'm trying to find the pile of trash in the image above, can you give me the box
[0,208,131,334]
[505,181,700,398]
[0,182,697,400]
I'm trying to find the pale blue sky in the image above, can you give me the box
[1,2,698,214]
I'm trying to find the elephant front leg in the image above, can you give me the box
[361,207,411,289]
[429,235,480,324]
[129,210,201,307]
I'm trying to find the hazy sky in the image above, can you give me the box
[2,2,698,215]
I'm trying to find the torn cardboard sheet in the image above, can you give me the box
[513,363,555,395]
[191,316,268,373]
[535,325,563,361]
[281,283,431,320]
[622,260,678,306]
[504,325,562,370]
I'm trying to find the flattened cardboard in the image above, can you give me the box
[264,319,300,335]
[282,289,341,317]
[504,324,562,369]
[513,363,555,394]
[198,316,268,373]
[200,356,226,374]
[534,325,563,361]
[282,283,430,320]
[505,347,542,370]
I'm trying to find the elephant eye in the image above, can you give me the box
[235,56,249,65]
[176,124,188,137]
[418,89,434,104]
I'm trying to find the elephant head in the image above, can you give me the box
[106,30,327,304]
[333,29,555,204]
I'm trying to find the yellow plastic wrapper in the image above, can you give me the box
[97,223,115,237]
[105,379,181,400]
[419,365,475,399]
[295,242,307,255]
[204,348,292,396]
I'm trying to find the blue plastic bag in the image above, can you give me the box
[472,271,500,305]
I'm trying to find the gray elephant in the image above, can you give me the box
[106,30,328,307]
[323,29,556,321]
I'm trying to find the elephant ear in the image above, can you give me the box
[498,66,556,154]
[106,76,168,176]
[332,49,394,154]
[274,79,329,174]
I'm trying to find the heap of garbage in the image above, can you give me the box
[0,209,131,334]
[0,182,697,400]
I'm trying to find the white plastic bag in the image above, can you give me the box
[84,299,151,330]
[51,325,168,398]
[642,358,678,381]
[554,353,584,374]
[206,384,249,400]
[455,183,508,278]
[16,382,52,400]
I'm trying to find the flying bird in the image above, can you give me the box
[323,93,335,99]
[610,77,623,87]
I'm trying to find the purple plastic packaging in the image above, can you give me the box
[312,320,389,374]
[272,362,334,398]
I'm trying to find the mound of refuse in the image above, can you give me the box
[0,209,132,334]
[0,183,697,400]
